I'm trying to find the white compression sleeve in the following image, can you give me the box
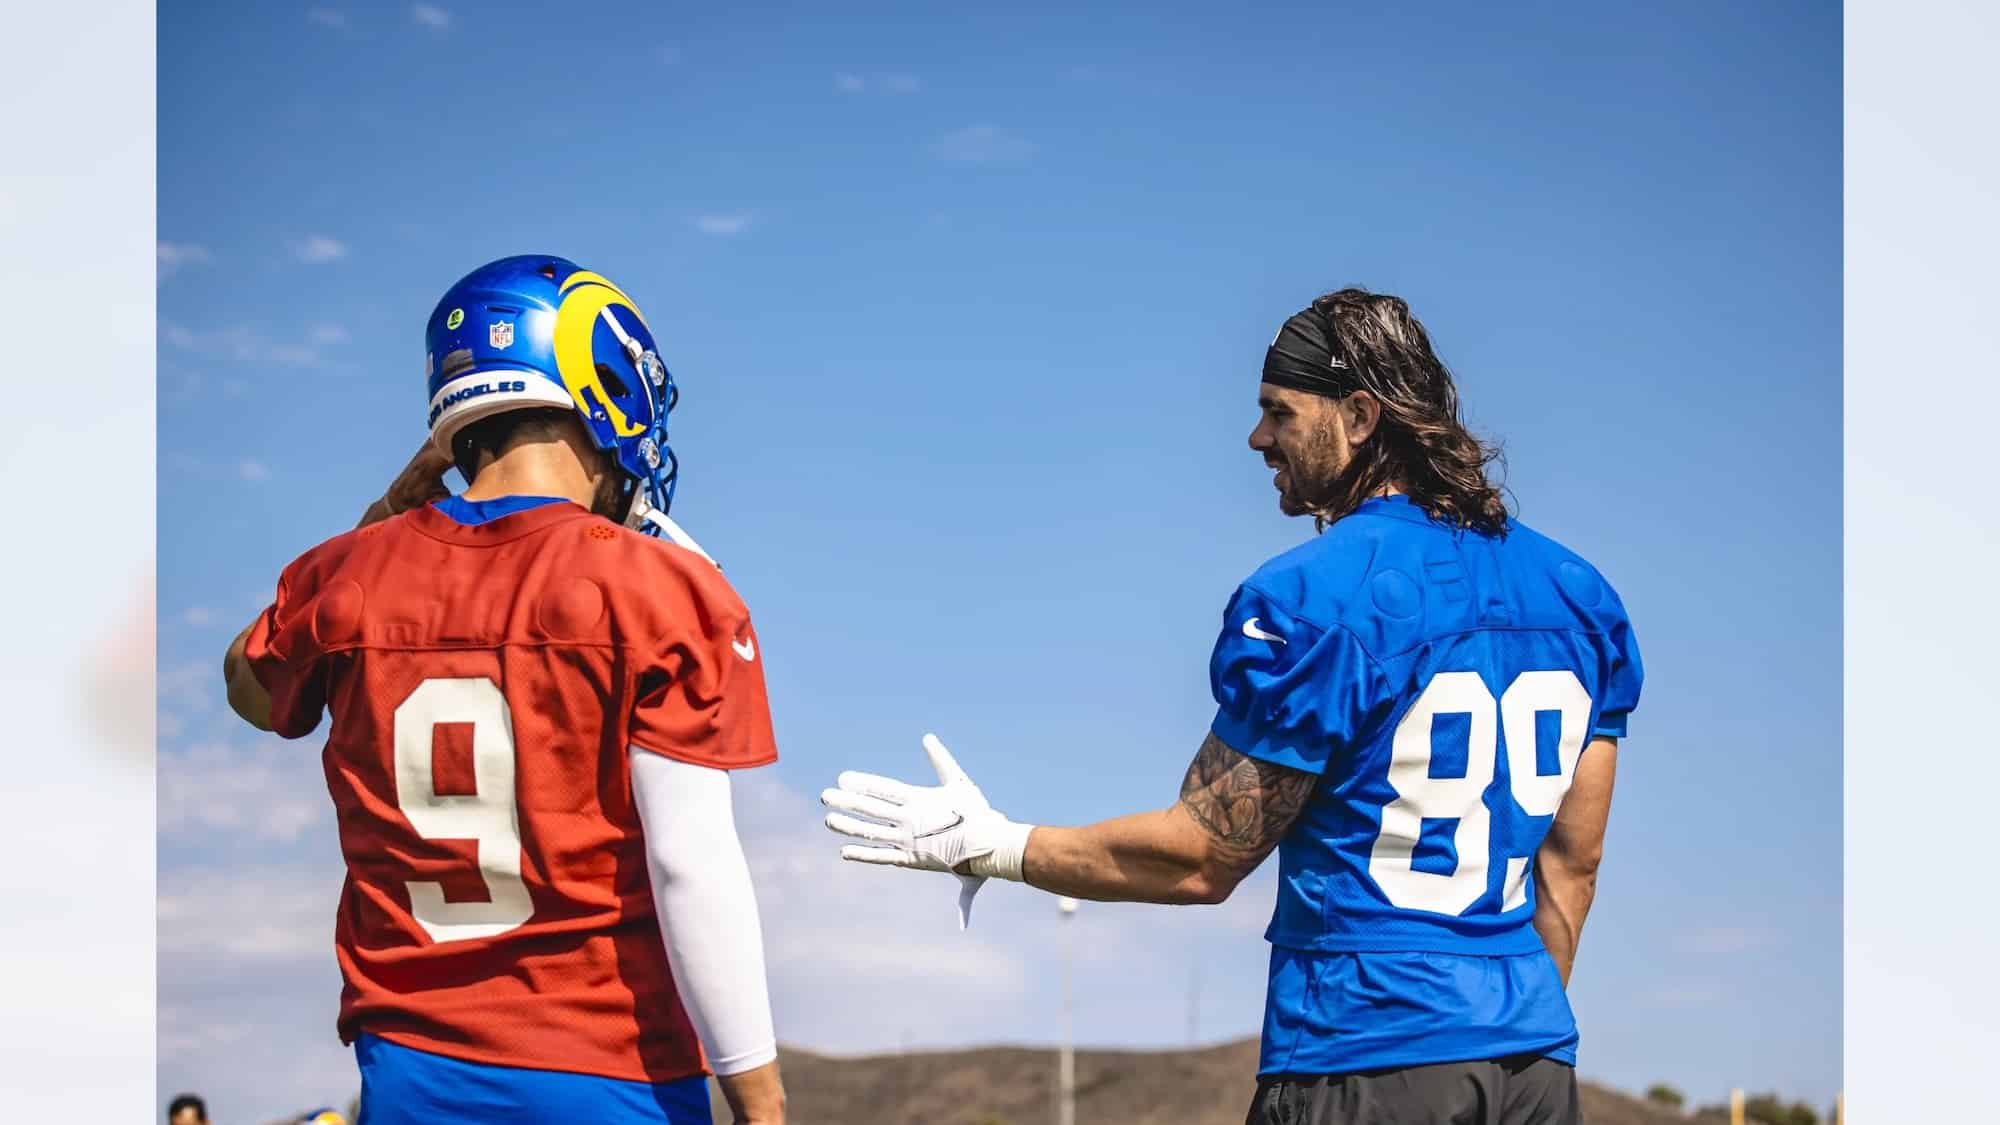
[628,749,778,1076]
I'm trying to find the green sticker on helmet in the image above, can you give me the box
[445,308,464,330]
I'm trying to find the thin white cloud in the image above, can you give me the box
[308,323,349,346]
[836,72,921,95]
[159,660,215,719]
[158,1007,258,1057]
[1673,925,1779,955]
[162,321,330,368]
[239,460,271,482]
[159,739,332,847]
[159,862,343,957]
[695,213,754,237]
[182,607,215,627]
[1640,980,1728,1010]
[933,124,1035,164]
[411,3,449,30]
[306,7,346,29]
[293,235,347,264]
[157,959,363,1120]
[157,241,210,282]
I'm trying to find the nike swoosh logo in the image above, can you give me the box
[1241,617,1286,644]
[732,638,756,662]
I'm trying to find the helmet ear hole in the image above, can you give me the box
[595,363,632,401]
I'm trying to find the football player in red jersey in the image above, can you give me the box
[221,256,785,1125]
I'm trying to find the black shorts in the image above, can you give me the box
[1245,1054,1579,1125]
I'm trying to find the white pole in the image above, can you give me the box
[1058,897,1078,1125]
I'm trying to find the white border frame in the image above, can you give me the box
[1846,0,2000,1116]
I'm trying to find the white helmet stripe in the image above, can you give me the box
[425,369,577,451]
[599,305,644,361]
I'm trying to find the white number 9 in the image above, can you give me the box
[392,677,534,943]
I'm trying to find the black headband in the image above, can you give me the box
[1262,306,1360,399]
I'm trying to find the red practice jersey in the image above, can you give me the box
[243,499,777,1085]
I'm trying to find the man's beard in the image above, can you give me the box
[1277,469,1339,517]
[1273,421,1347,518]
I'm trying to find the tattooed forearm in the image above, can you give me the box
[1012,732,1317,905]
[1176,733,1316,875]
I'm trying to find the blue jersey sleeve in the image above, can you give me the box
[1592,592,1644,738]
[1208,583,1384,775]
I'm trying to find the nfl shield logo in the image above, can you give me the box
[490,321,515,349]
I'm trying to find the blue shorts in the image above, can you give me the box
[355,1033,712,1125]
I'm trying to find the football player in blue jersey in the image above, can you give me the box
[822,288,1642,1125]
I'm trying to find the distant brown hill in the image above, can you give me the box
[725,1039,1690,1125]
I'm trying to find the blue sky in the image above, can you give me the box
[158,1,1839,1118]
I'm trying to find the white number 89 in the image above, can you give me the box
[1366,669,1592,916]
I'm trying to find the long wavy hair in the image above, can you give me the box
[1310,288,1511,536]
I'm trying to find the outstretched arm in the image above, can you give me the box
[1019,734,1317,905]
[1532,737,1617,986]
[825,732,1315,916]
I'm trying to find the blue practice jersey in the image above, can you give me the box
[1208,495,1642,1075]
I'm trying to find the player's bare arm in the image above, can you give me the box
[1176,733,1322,881]
[714,1062,786,1125]
[1531,737,1618,986]
[1021,733,1316,905]
[822,731,1314,922]
[222,624,273,732]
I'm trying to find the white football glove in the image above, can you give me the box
[821,733,1034,929]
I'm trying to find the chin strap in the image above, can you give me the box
[624,490,719,568]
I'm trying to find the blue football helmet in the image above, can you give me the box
[424,255,700,547]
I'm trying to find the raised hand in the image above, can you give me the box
[822,734,1032,928]
[359,441,454,528]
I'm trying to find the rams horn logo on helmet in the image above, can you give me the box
[552,271,651,439]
